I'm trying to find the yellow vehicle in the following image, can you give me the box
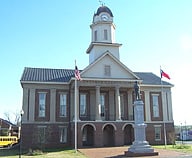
[0,136,18,147]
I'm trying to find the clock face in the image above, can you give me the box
[101,14,109,21]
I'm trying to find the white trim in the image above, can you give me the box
[81,52,140,80]
[80,123,97,131]
[153,124,162,127]
[141,84,173,88]
[122,123,134,131]
[86,42,122,54]
[102,123,117,131]
[21,81,69,85]
[71,77,141,82]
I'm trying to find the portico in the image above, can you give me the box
[72,79,137,122]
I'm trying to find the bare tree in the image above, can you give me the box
[4,111,21,125]
[4,112,11,122]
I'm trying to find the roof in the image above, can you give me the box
[0,118,16,127]
[95,5,113,17]
[20,67,172,86]
[20,67,75,82]
[135,72,172,86]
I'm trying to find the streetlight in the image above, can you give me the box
[19,109,24,158]
[180,122,183,144]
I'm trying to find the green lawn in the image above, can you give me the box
[153,144,192,153]
[0,148,87,158]
[1,144,192,158]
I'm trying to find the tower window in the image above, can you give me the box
[104,29,108,40]
[94,30,97,41]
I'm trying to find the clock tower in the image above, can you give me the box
[86,5,122,64]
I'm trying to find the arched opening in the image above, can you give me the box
[124,124,134,145]
[82,125,94,146]
[103,124,115,146]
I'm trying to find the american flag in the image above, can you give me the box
[75,66,82,80]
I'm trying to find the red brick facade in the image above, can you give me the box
[20,5,174,150]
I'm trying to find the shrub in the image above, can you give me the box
[27,148,43,156]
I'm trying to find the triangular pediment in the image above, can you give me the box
[81,52,140,80]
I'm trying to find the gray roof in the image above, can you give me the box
[134,72,172,86]
[21,67,75,82]
[20,67,172,86]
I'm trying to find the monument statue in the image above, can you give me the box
[134,81,140,100]
[125,81,158,157]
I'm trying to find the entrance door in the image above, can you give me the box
[82,125,94,146]
[103,124,115,146]
[124,124,134,145]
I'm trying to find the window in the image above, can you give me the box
[80,93,87,116]
[82,127,87,142]
[120,93,125,118]
[104,29,108,40]
[37,126,46,143]
[100,94,105,117]
[152,94,159,117]
[104,65,111,76]
[94,30,97,41]
[155,126,161,141]
[60,93,67,117]
[39,93,46,117]
[60,127,67,143]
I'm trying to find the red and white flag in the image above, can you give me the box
[75,66,82,81]
[160,69,170,80]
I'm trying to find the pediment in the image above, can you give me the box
[81,52,140,80]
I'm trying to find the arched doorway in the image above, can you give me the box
[103,124,115,146]
[124,124,134,145]
[82,125,94,146]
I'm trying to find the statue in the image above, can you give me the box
[134,81,140,100]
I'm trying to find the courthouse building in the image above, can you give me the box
[20,5,174,149]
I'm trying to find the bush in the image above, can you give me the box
[27,148,44,156]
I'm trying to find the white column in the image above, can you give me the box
[29,88,35,122]
[22,88,29,122]
[162,91,168,121]
[144,90,151,122]
[115,86,121,120]
[95,86,101,121]
[128,89,133,120]
[50,88,56,122]
[167,91,173,121]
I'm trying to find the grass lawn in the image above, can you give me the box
[0,148,87,158]
[1,144,192,158]
[153,144,192,153]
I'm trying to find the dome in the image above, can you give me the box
[95,5,113,17]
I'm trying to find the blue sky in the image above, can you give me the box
[0,0,192,125]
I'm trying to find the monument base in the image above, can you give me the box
[125,141,158,157]
[124,151,159,157]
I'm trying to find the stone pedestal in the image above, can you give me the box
[125,100,158,157]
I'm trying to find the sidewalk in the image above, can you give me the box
[79,146,192,158]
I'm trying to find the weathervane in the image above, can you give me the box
[99,0,105,6]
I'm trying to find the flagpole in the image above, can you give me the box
[74,61,77,153]
[160,66,167,149]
